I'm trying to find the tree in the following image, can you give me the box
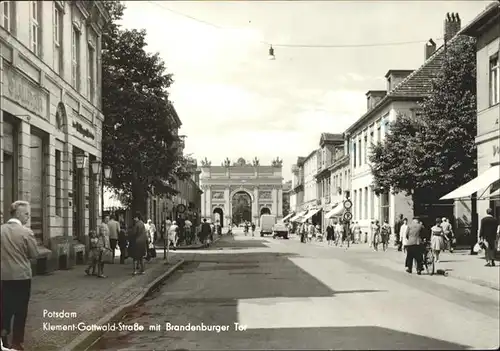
[101,1,189,215]
[369,35,477,214]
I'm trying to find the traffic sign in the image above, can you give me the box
[343,199,353,210]
[343,211,353,222]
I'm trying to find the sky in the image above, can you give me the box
[119,0,491,181]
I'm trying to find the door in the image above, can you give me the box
[3,153,14,223]
[30,134,44,244]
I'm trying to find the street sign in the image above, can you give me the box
[343,211,353,222]
[343,199,353,210]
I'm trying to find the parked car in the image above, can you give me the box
[272,222,289,239]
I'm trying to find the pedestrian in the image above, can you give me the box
[184,219,193,244]
[399,218,409,253]
[372,220,381,251]
[430,218,445,263]
[307,222,314,242]
[200,219,211,246]
[381,220,391,252]
[147,219,157,243]
[326,222,334,246]
[479,208,499,267]
[405,218,424,274]
[394,214,404,251]
[1,201,39,350]
[95,219,111,278]
[351,221,360,244]
[118,227,128,264]
[146,219,156,261]
[251,222,256,237]
[441,217,455,253]
[85,230,100,276]
[107,215,120,263]
[130,212,148,275]
[168,221,179,250]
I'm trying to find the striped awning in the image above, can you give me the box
[290,211,307,222]
[282,212,295,221]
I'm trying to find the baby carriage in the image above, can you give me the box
[423,239,435,275]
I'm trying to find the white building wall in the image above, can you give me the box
[348,101,415,234]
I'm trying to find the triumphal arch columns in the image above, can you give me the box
[198,157,284,227]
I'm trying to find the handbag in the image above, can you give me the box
[101,248,113,264]
[473,242,481,253]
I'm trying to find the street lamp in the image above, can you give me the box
[103,165,113,179]
[268,45,275,60]
[91,160,101,176]
[75,153,88,169]
[90,160,101,230]
[101,165,113,219]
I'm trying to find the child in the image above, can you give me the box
[85,230,99,276]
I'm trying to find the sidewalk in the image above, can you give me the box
[25,256,182,351]
[305,237,500,291]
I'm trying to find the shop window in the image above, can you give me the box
[55,150,62,216]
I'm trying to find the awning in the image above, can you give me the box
[440,165,500,200]
[486,188,500,199]
[103,187,127,211]
[282,213,295,221]
[290,211,307,222]
[325,204,344,219]
[300,208,321,223]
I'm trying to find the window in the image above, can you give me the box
[30,1,41,55]
[359,188,363,219]
[364,135,368,163]
[381,191,390,223]
[1,1,15,33]
[55,150,62,216]
[364,187,368,220]
[72,26,81,90]
[490,54,499,106]
[377,122,381,143]
[370,187,375,219]
[53,5,63,74]
[87,44,95,101]
[353,190,357,220]
[353,142,357,167]
[358,138,362,166]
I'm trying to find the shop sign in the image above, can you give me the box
[5,65,46,117]
[73,122,95,140]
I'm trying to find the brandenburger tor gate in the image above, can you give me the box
[198,157,284,227]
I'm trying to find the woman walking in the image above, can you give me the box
[130,212,148,275]
[399,218,409,253]
[372,220,381,251]
[326,222,334,246]
[431,218,445,263]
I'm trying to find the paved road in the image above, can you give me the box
[91,229,500,350]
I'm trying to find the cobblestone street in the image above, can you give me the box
[91,230,499,350]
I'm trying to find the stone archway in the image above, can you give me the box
[232,191,252,225]
[213,207,224,227]
[260,207,271,215]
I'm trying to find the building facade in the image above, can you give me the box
[326,142,350,225]
[282,180,292,217]
[198,157,284,226]
[290,157,305,213]
[1,1,109,272]
[303,149,319,210]
[315,133,344,229]
[459,2,500,222]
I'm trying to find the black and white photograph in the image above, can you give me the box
[0,0,499,350]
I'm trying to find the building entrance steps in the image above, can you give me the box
[24,256,183,351]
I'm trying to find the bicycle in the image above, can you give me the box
[423,240,435,275]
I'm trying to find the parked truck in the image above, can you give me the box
[260,214,277,237]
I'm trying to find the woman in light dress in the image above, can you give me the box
[431,217,445,262]
[399,218,409,253]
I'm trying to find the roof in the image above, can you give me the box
[459,2,500,37]
[385,70,414,78]
[297,157,306,166]
[320,133,343,146]
[168,103,182,128]
[305,148,319,161]
[346,34,461,134]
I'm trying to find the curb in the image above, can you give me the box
[60,259,185,351]
[444,272,500,291]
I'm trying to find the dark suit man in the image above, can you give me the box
[1,201,39,350]
[479,208,499,267]
[405,218,424,274]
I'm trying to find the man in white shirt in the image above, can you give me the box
[1,201,39,350]
[106,215,120,263]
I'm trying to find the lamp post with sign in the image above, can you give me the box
[342,191,353,244]
[101,165,113,218]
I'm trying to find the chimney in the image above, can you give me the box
[424,38,436,60]
[385,70,414,92]
[366,90,387,111]
[444,12,461,43]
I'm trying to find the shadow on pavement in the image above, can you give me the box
[208,237,269,249]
